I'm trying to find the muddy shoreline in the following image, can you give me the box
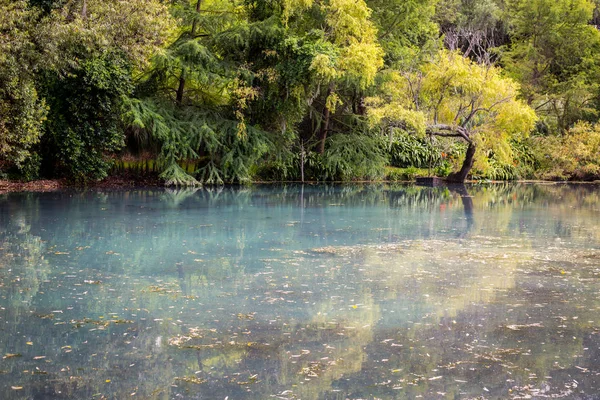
[1,176,598,193]
[0,173,162,193]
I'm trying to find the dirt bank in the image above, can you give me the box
[0,173,162,193]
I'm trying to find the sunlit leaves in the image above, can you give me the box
[322,0,384,88]
[310,53,339,81]
[326,0,377,44]
[38,0,174,70]
[368,50,537,178]
[338,40,384,89]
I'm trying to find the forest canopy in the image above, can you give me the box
[1,0,600,184]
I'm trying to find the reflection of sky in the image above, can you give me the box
[0,183,599,399]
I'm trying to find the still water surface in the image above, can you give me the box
[0,183,599,399]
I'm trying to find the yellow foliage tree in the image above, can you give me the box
[300,0,384,153]
[368,50,537,182]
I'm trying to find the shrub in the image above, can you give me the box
[529,122,600,181]
[385,166,427,181]
[40,53,132,183]
[322,134,388,180]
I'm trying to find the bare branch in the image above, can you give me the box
[461,96,512,127]
[426,124,472,143]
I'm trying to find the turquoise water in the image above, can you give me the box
[0,183,599,399]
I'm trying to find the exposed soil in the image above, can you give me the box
[0,173,162,194]
[0,179,64,193]
[90,172,162,190]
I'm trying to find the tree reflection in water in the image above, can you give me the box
[0,183,598,399]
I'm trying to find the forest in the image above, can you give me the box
[1,0,600,185]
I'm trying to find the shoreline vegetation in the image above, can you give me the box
[2,1,600,186]
[2,174,599,194]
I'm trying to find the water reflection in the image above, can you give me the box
[0,183,598,399]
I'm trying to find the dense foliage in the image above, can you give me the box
[1,0,599,183]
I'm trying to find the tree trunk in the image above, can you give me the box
[176,73,185,105]
[300,142,305,183]
[177,0,202,105]
[356,94,366,116]
[191,0,202,35]
[446,142,476,183]
[317,85,334,155]
[317,107,330,155]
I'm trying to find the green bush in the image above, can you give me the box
[478,158,519,181]
[388,132,465,178]
[40,53,132,183]
[529,122,600,181]
[385,166,427,181]
[434,161,453,177]
[389,133,439,168]
[322,134,388,180]
[16,153,41,182]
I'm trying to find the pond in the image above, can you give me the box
[0,183,599,399]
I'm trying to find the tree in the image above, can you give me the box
[0,1,46,173]
[123,0,387,185]
[123,0,274,186]
[367,50,537,182]
[302,0,385,154]
[34,0,173,181]
[501,0,600,132]
[435,0,508,64]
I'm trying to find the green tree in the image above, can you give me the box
[124,0,388,185]
[35,0,173,182]
[41,55,133,181]
[123,0,273,185]
[0,1,46,174]
[502,0,600,132]
[368,0,438,69]
[435,0,507,63]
